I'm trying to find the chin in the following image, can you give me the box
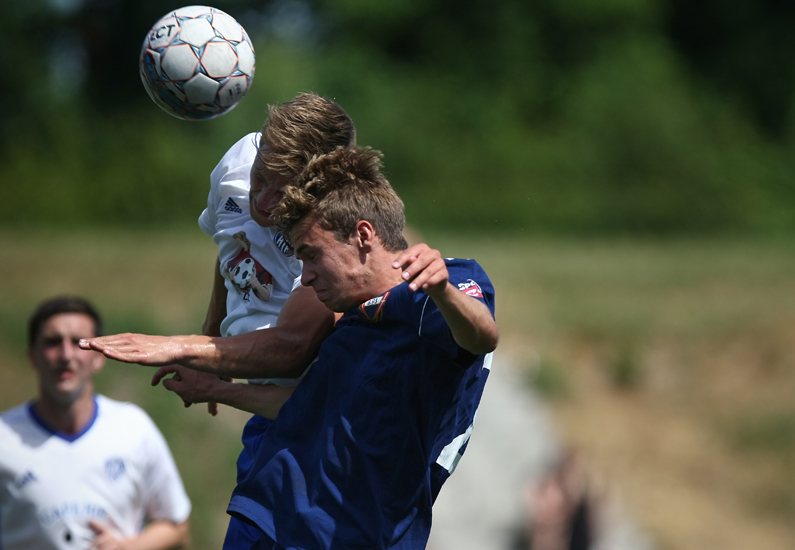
[250,210,276,228]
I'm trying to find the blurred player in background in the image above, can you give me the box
[0,296,190,550]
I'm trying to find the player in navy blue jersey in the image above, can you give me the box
[224,146,499,550]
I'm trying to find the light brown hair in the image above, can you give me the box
[259,93,356,177]
[275,147,409,252]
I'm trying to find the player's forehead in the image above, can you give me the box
[38,313,96,339]
[293,217,332,257]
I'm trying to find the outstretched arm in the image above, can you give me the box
[150,365,295,420]
[80,285,335,379]
[393,243,499,355]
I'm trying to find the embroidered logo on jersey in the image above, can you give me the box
[226,250,274,302]
[14,470,37,489]
[273,231,294,256]
[105,458,126,481]
[224,198,243,213]
[359,291,390,322]
[457,279,484,298]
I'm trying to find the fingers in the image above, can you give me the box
[161,377,181,393]
[392,244,448,293]
[87,520,104,534]
[80,333,175,366]
[207,401,219,416]
[79,334,131,351]
[87,520,119,550]
[392,244,431,273]
[79,338,100,351]
[161,378,193,408]
[151,365,178,386]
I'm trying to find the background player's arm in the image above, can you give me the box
[88,518,189,550]
[394,243,499,355]
[81,286,336,379]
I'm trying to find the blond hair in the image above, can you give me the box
[259,93,356,177]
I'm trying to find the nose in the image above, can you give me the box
[301,265,316,287]
[256,187,280,213]
[59,338,79,361]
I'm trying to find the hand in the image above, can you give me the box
[392,243,450,297]
[152,365,230,412]
[79,333,181,366]
[88,520,126,550]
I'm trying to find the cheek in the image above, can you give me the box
[40,349,61,366]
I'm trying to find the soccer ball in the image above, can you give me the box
[139,5,255,120]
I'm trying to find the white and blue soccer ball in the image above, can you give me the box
[139,5,255,120]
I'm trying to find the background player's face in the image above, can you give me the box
[29,313,104,404]
[249,152,289,228]
[293,218,369,312]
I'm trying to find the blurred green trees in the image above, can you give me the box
[1,0,793,234]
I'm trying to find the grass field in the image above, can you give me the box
[2,229,795,549]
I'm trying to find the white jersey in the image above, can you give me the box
[199,132,304,385]
[0,395,191,550]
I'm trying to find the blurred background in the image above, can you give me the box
[1,0,795,548]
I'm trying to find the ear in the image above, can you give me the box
[27,348,38,372]
[90,349,106,375]
[352,220,376,252]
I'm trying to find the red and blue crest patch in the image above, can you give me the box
[359,291,390,322]
[457,279,484,298]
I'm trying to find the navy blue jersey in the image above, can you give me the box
[228,259,495,550]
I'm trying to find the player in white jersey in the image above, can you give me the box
[107,94,356,419]
[0,296,190,550]
[198,130,305,386]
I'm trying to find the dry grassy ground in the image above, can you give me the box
[2,230,794,549]
[433,236,795,550]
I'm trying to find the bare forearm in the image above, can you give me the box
[125,520,189,550]
[172,327,319,378]
[81,287,334,378]
[209,381,295,419]
[430,283,499,355]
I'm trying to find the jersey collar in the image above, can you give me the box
[27,395,99,442]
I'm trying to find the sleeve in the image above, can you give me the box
[415,259,496,356]
[291,271,303,292]
[353,259,495,357]
[198,132,260,237]
[197,180,218,237]
[138,413,192,524]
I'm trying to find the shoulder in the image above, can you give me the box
[95,395,157,431]
[444,258,494,303]
[210,132,260,185]
[0,402,32,431]
[444,258,490,280]
[217,132,259,168]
